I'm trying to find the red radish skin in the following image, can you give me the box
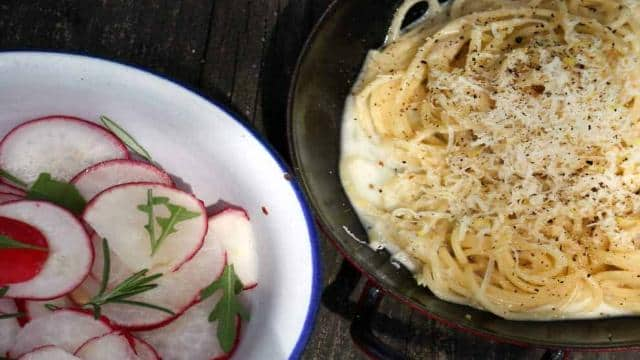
[9,309,114,358]
[132,338,160,360]
[0,299,20,357]
[70,159,174,201]
[83,183,207,273]
[18,345,81,360]
[207,208,259,289]
[0,181,25,196]
[0,201,93,300]
[74,332,139,360]
[0,216,49,284]
[14,299,29,326]
[0,192,22,204]
[0,115,129,184]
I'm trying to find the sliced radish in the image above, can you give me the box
[90,233,132,287]
[0,216,49,285]
[9,310,112,358]
[23,296,73,321]
[132,337,160,360]
[0,201,92,299]
[0,192,22,204]
[83,183,206,272]
[209,208,259,288]
[0,181,25,196]
[80,217,225,330]
[74,332,139,360]
[135,293,240,360]
[0,116,128,184]
[19,345,81,360]
[70,160,173,201]
[0,299,20,357]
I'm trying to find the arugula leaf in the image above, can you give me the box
[100,116,153,163]
[154,204,200,254]
[0,168,27,189]
[200,265,249,353]
[137,189,200,255]
[26,173,86,215]
[82,238,175,320]
[0,286,7,297]
[0,235,47,251]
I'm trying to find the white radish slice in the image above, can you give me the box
[90,233,132,287]
[209,208,259,288]
[19,345,81,360]
[83,183,207,272]
[70,159,173,201]
[135,293,239,360]
[0,201,92,300]
[74,332,139,360]
[0,299,20,357]
[0,181,25,196]
[93,217,225,330]
[9,310,112,358]
[23,296,73,320]
[132,338,160,360]
[0,192,22,204]
[0,116,129,184]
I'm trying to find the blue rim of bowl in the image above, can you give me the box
[0,50,322,360]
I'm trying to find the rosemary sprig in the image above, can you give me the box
[0,312,24,320]
[82,238,175,319]
[0,287,24,320]
[44,303,61,312]
[0,234,47,251]
[0,168,27,189]
[100,116,153,163]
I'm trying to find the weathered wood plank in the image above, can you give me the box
[0,0,213,85]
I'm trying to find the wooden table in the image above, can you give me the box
[0,1,635,359]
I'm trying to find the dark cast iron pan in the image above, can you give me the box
[287,0,640,357]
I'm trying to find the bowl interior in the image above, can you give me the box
[288,0,640,349]
[0,52,319,359]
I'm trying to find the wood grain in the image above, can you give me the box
[0,1,638,359]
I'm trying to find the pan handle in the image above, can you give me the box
[350,283,567,360]
[351,280,408,360]
[337,261,568,360]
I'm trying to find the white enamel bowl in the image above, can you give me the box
[0,52,321,360]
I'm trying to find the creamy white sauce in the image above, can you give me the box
[340,95,418,273]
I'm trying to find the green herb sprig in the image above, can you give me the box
[137,189,200,255]
[0,235,47,251]
[26,173,86,215]
[100,116,153,163]
[44,303,61,312]
[0,312,24,320]
[0,286,25,320]
[82,238,175,319]
[200,264,250,353]
[0,168,27,189]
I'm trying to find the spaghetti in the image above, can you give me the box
[340,0,640,320]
